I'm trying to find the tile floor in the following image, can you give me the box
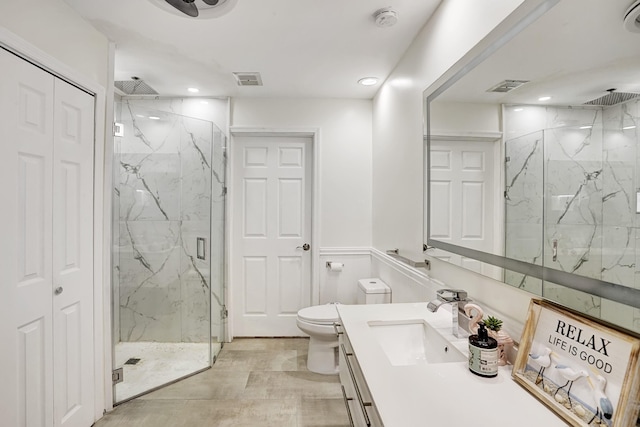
[95,338,350,427]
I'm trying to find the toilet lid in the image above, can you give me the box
[298,303,340,323]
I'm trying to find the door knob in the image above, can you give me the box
[54,286,64,295]
[296,243,310,251]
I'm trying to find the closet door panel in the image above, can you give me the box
[52,79,95,427]
[0,48,55,427]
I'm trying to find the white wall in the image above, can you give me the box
[230,98,374,307]
[0,0,109,88]
[430,102,502,134]
[231,98,373,247]
[371,0,547,326]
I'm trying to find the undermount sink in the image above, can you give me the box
[367,319,466,366]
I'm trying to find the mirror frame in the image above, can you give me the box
[423,0,640,310]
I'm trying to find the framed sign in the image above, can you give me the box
[513,299,640,426]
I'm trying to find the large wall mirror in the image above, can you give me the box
[425,0,640,332]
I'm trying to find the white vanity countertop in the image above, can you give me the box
[337,302,568,427]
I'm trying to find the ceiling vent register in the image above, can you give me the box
[233,72,263,87]
[486,80,530,93]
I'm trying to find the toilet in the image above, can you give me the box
[296,278,391,374]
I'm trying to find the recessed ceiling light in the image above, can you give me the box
[513,107,524,112]
[188,87,200,93]
[538,96,551,101]
[623,125,637,130]
[580,125,592,129]
[149,116,160,120]
[358,77,378,86]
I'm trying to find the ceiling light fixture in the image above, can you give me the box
[188,87,200,93]
[580,125,593,129]
[538,96,551,101]
[200,100,209,105]
[358,77,378,86]
[148,0,238,19]
[623,125,637,130]
[149,116,161,120]
[624,0,640,33]
[513,107,524,112]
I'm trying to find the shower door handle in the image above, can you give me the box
[197,237,206,260]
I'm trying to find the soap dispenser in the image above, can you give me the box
[468,321,498,378]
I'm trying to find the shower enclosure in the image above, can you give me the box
[112,100,226,402]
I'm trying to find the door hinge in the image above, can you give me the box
[505,156,510,162]
[222,186,228,196]
[221,305,228,319]
[112,367,124,385]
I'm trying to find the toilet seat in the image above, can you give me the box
[297,303,340,325]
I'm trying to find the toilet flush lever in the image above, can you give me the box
[296,243,310,251]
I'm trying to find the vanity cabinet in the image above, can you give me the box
[337,324,384,427]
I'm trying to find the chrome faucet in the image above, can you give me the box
[427,289,471,338]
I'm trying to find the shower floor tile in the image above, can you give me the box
[114,341,219,402]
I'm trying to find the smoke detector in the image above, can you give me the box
[624,0,640,33]
[373,7,398,28]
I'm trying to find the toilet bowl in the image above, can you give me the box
[296,303,341,374]
[297,278,391,374]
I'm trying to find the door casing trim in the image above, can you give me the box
[228,127,320,341]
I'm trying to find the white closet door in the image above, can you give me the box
[52,79,95,427]
[0,48,55,427]
[0,48,95,427]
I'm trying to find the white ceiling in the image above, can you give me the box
[437,0,640,106]
[63,0,441,99]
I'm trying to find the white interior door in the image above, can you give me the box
[52,79,95,427]
[0,46,55,427]
[429,139,496,274]
[0,48,95,427]
[232,136,312,336]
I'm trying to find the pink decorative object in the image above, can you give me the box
[464,303,484,334]
[488,329,514,366]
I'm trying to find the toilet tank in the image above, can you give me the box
[357,278,391,304]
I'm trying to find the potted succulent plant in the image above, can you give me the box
[483,315,513,366]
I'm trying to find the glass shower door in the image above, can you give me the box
[210,126,226,361]
[112,102,214,403]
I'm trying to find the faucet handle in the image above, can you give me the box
[436,289,468,301]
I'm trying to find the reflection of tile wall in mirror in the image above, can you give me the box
[503,101,640,329]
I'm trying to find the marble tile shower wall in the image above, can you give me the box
[504,102,640,331]
[115,101,213,343]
